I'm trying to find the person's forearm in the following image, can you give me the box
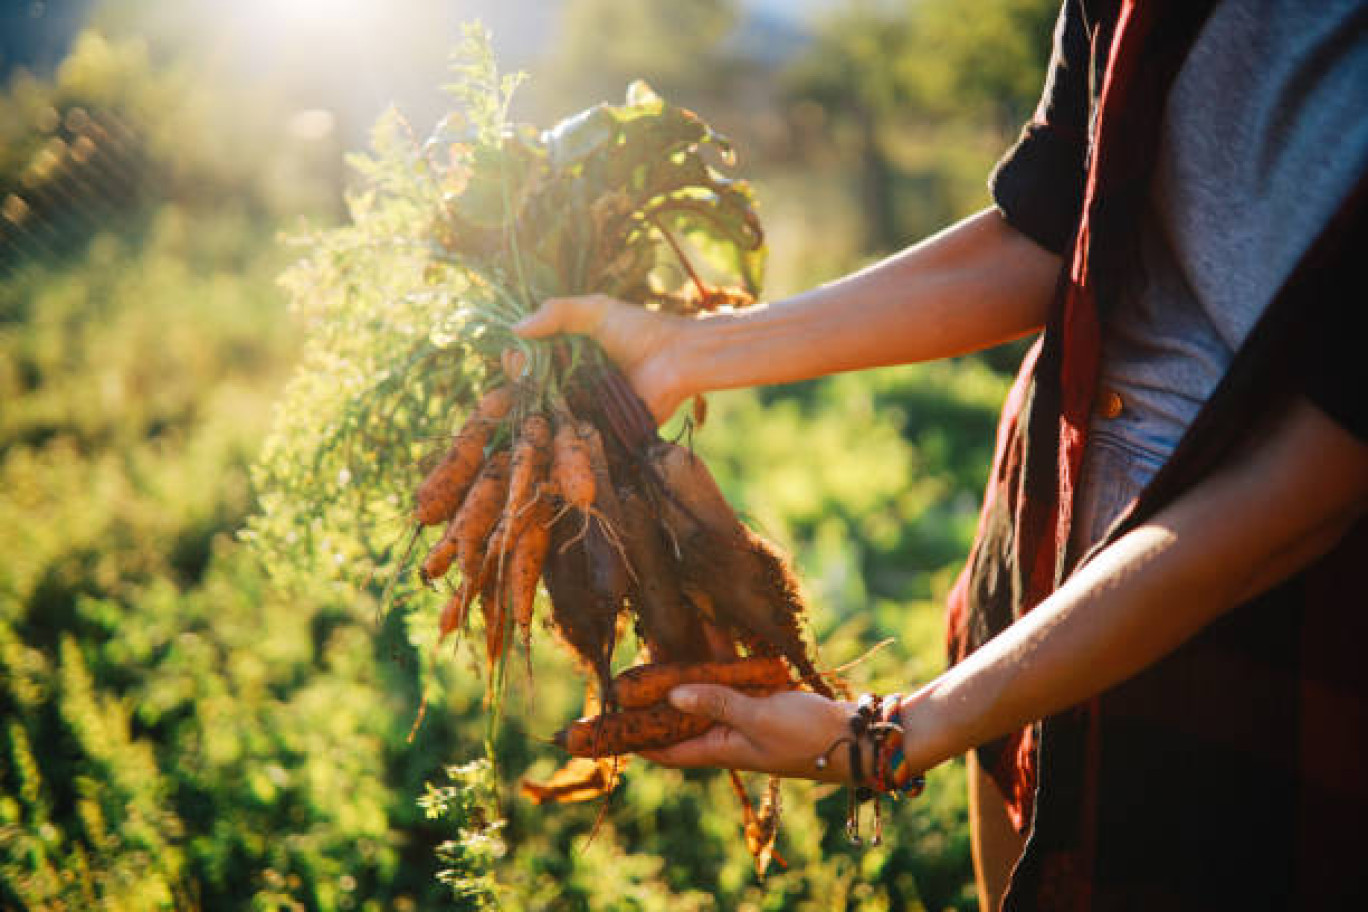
[898,399,1368,775]
[672,207,1059,397]
[641,401,1364,782]
[902,522,1218,772]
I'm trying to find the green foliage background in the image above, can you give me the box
[1,2,1054,908]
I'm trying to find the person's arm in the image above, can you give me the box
[642,397,1368,781]
[515,207,1059,424]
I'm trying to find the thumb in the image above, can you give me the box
[669,684,754,727]
[512,295,608,339]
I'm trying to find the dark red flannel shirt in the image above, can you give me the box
[945,1,1368,908]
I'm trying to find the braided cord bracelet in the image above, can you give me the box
[871,693,926,797]
[817,693,927,845]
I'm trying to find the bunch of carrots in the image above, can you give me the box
[403,362,833,751]
[281,29,842,874]
[398,352,831,874]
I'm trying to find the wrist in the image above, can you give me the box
[823,699,878,783]
[894,686,946,776]
[626,312,704,424]
[668,304,770,401]
[823,693,927,846]
[665,311,716,402]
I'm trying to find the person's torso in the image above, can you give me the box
[1077,0,1368,545]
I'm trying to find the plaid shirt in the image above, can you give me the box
[945,1,1368,908]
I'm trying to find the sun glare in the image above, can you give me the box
[239,0,385,36]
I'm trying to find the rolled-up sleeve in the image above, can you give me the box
[990,0,1092,255]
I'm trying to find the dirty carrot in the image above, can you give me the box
[472,384,517,423]
[731,771,787,876]
[483,479,549,568]
[611,657,793,709]
[481,571,506,669]
[508,496,555,642]
[550,411,595,517]
[554,703,715,757]
[422,450,510,583]
[506,413,552,518]
[437,579,475,643]
[412,386,516,527]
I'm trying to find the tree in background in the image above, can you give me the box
[539,0,741,110]
[786,0,1057,251]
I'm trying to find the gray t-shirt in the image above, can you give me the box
[1088,0,1368,489]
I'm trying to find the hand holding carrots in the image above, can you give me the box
[641,685,872,784]
[515,294,694,426]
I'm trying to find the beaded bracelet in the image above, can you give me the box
[870,694,926,798]
[817,693,927,845]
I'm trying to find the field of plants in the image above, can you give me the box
[1,2,1053,908]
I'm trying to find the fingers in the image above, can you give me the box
[640,724,763,770]
[637,687,854,780]
[513,294,613,339]
[638,685,764,770]
[668,683,757,728]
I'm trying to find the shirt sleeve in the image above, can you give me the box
[989,0,1093,256]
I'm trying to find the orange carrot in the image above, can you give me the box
[422,537,460,587]
[452,450,511,570]
[473,384,517,422]
[413,386,516,526]
[554,703,714,757]
[437,582,473,643]
[422,450,510,583]
[483,480,548,566]
[507,412,552,516]
[508,497,554,642]
[413,423,490,527]
[525,678,626,805]
[550,411,595,515]
[611,657,792,709]
[437,530,503,647]
[481,569,506,669]
[731,772,786,877]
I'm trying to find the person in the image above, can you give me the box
[515,0,1368,907]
